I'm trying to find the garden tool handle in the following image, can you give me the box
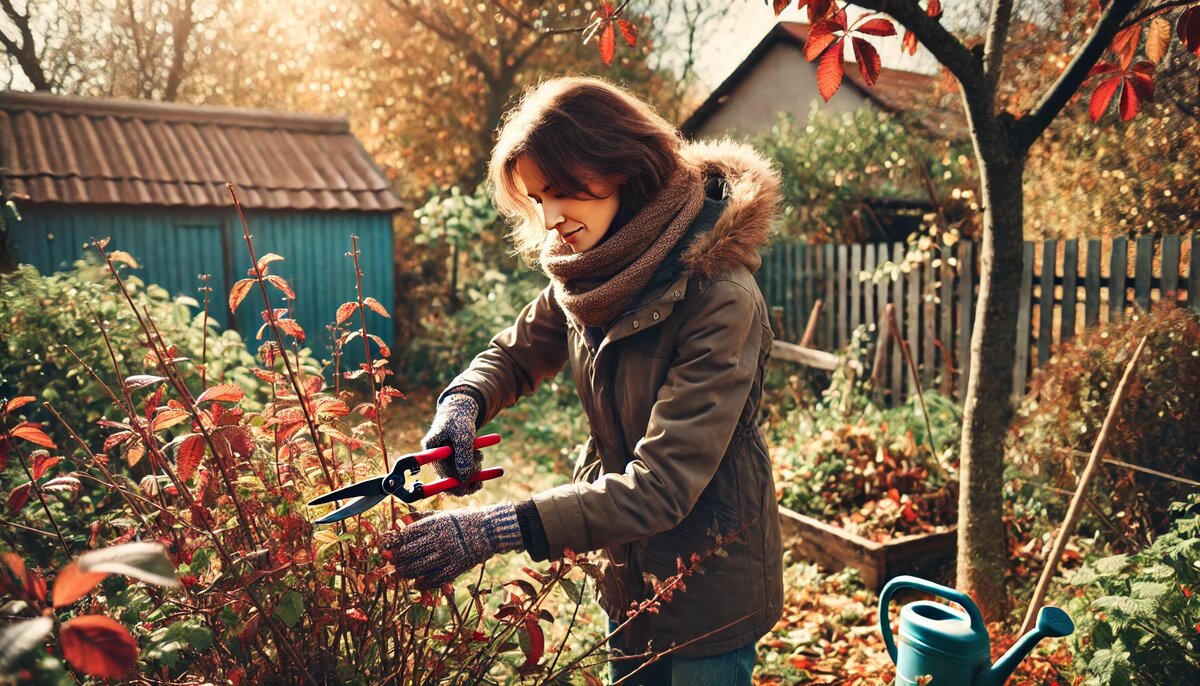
[412,433,502,466]
[419,467,504,498]
[878,575,988,663]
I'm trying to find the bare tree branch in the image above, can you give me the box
[0,0,52,90]
[849,0,985,96]
[163,0,196,101]
[982,0,1016,99]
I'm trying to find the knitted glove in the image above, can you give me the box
[382,502,524,590]
[423,392,482,496]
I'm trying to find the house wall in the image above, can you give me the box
[9,204,394,368]
[692,43,870,139]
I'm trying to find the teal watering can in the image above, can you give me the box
[879,575,1074,686]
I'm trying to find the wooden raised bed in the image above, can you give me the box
[778,506,957,591]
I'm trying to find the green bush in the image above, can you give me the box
[753,107,977,242]
[0,257,261,451]
[1008,304,1200,552]
[1066,494,1200,685]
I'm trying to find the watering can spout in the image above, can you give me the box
[982,607,1075,686]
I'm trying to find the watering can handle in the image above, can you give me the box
[878,575,988,663]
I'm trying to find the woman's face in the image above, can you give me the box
[514,156,620,254]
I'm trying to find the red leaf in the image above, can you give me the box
[1118,65,1154,121]
[902,30,918,56]
[218,426,255,457]
[265,275,295,299]
[53,561,109,608]
[928,0,942,18]
[335,301,360,324]
[175,435,206,482]
[250,368,281,384]
[816,38,846,101]
[7,482,33,514]
[5,396,36,414]
[599,21,615,66]
[1,552,47,602]
[616,19,637,48]
[1088,74,1122,122]
[853,37,882,86]
[151,408,191,432]
[31,453,61,480]
[196,384,244,404]
[0,436,8,471]
[521,617,545,668]
[597,1,615,19]
[256,252,285,273]
[362,297,390,318]
[42,475,81,494]
[123,375,166,392]
[807,0,833,24]
[11,422,56,449]
[804,20,840,61]
[345,608,368,622]
[854,18,895,38]
[367,334,392,358]
[229,278,255,313]
[103,431,134,453]
[1178,6,1200,57]
[1110,23,1141,70]
[276,318,306,342]
[60,614,139,679]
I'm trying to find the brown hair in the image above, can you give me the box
[489,76,683,261]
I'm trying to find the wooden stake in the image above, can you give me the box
[800,299,823,349]
[1019,335,1148,635]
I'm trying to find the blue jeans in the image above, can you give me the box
[606,619,756,685]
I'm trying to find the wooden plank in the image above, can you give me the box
[863,242,877,337]
[871,303,892,388]
[824,244,836,350]
[907,257,921,397]
[957,241,974,401]
[806,242,816,336]
[850,244,862,337]
[1161,234,1181,303]
[940,248,954,396]
[1014,242,1035,399]
[1085,239,1102,328]
[1191,234,1200,312]
[1134,235,1153,312]
[1038,240,1056,367]
[891,242,905,404]
[1110,237,1128,322]
[923,258,936,390]
[1062,240,1078,343]
[837,244,849,348]
[800,300,823,349]
[772,340,839,370]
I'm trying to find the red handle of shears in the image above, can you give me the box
[421,467,505,498]
[412,433,502,467]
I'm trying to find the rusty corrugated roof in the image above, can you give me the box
[0,91,402,212]
[682,22,969,143]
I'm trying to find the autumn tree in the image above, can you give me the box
[581,0,1200,618]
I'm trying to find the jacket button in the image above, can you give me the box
[632,320,640,329]
[673,289,681,298]
[652,311,660,321]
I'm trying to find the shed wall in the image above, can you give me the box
[8,204,394,370]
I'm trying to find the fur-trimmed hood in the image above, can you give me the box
[678,139,782,279]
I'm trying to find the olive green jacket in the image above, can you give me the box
[445,140,784,658]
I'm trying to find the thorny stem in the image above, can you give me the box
[225,183,338,491]
[348,234,393,521]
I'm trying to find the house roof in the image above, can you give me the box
[0,91,402,212]
[681,22,969,143]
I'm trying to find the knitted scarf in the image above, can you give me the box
[541,159,706,328]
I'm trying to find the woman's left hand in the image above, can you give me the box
[381,503,525,590]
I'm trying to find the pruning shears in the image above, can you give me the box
[307,434,504,525]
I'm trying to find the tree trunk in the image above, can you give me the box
[957,144,1025,620]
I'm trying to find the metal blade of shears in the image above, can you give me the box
[307,476,386,506]
[313,492,388,525]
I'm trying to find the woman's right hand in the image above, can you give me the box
[422,392,483,496]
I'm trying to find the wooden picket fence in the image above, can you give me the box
[757,234,1200,405]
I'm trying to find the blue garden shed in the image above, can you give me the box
[0,91,401,366]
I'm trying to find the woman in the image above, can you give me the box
[383,76,784,685]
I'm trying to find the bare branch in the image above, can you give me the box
[848,0,985,96]
[0,0,52,90]
[982,0,1016,97]
[1015,0,1142,150]
[1120,0,1195,30]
